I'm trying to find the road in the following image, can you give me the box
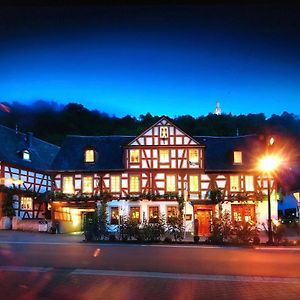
[1,232,300,299]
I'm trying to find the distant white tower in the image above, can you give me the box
[214,101,221,115]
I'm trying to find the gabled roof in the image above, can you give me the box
[0,124,60,171]
[50,135,134,172]
[195,135,263,172]
[127,116,204,147]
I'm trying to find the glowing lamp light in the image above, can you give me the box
[259,155,281,173]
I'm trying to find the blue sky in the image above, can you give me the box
[1,3,300,117]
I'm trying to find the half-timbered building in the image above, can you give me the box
[50,117,278,235]
[0,125,59,228]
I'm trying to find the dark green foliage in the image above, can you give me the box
[208,211,259,245]
[97,200,108,240]
[83,200,108,241]
[83,211,98,242]
[1,101,300,145]
[230,221,260,244]
[208,212,232,244]
[166,216,184,242]
[121,217,140,240]
[208,189,224,204]
[2,192,15,218]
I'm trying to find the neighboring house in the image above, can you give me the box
[0,125,60,224]
[49,116,278,235]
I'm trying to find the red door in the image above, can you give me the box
[197,210,211,236]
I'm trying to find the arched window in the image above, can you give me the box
[84,149,95,163]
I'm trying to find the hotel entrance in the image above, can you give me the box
[193,204,216,237]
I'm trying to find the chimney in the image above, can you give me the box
[26,132,33,148]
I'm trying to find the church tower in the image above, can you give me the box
[214,101,221,115]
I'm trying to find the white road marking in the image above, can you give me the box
[71,269,300,284]
[255,247,300,251]
[0,241,81,245]
[1,265,299,284]
[0,266,53,273]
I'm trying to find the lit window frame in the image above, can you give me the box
[189,175,199,192]
[149,206,159,223]
[20,197,33,210]
[230,175,240,192]
[129,206,140,223]
[159,149,169,163]
[188,149,199,164]
[63,176,74,194]
[111,175,121,193]
[166,175,177,193]
[84,149,95,163]
[233,151,243,164]
[167,206,178,222]
[245,175,254,192]
[129,149,140,163]
[160,126,169,139]
[110,207,119,225]
[82,176,93,194]
[129,175,140,193]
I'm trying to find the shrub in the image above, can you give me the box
[193,236,200,243]
[164,237,172,244]
[166,216,184,242]
[230,221,259,244]
[108,234,116,242]
[141,216,165,242]
[207,211,232,244]
[121,217,140,240]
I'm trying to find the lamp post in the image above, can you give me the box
[259,152,281,245]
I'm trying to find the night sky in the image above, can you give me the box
[1,2,300,117]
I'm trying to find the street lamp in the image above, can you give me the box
[258,154,281,244]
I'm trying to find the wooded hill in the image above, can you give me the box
[0,100,299,146]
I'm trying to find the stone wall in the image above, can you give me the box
[11,217,51,232]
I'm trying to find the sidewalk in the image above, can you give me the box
[0,230,85,243]
[1,229,299,245]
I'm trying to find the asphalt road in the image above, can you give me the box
[1,232,300,299]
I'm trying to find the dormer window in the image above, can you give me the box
[160,126,168,139]
[233,151,242,164]
[85,149,95,163]
[22,150,31,161]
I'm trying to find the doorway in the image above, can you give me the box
[197,209,212,236]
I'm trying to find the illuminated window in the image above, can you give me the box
[130,207,140,222]
[234,151,242,164]
[232,205,256,223]
[20,197,32,210]
[160,126,168,138]
[189,175,199,192]
[189,149,199,164]
[23,150,30,160]
[245,176,254,192]
[85,149,95,163]
[63,176,74,194]
[111,175,121,193]
[159,149,169,163]
[230,176,240,192]
[166,175,176,192]
[110,207,119,225]
[167,206,178,222]
[149,206,159,223]
[130,149,140,163]
[82,176,93,193]
[130,175,140,193]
